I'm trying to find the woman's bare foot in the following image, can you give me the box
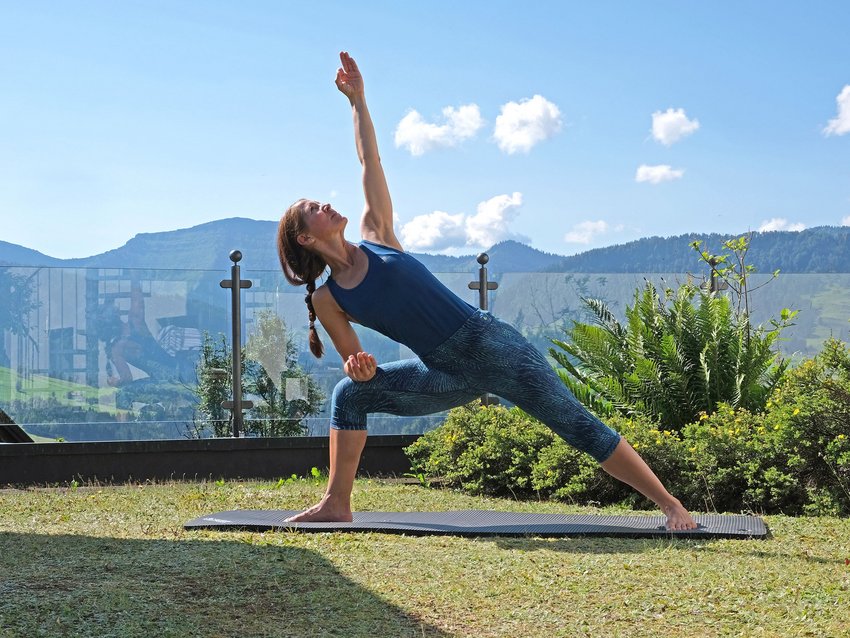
[662,498,699,531]
[285,495,353,523]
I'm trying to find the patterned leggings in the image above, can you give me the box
[330,309,621,462]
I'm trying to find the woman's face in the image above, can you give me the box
[298,200,347,244]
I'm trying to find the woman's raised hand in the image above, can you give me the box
[335,51,364,100]
[344,351,377,382]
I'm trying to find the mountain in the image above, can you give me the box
[549,226,850,273]
[2,219,850,274]
[62,218,281,271]
[0,241,63,267]
[1,219,566,273]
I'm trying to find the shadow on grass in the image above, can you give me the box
[0,531,453,638]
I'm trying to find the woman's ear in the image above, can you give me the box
[297,233,312,247]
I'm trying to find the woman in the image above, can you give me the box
[277,52,697,530]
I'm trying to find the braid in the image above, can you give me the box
[305,280,324,358]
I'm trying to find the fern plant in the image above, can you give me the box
[551,280,794,429]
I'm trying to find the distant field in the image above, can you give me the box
[0,367,120,410]
[0,365,138,432]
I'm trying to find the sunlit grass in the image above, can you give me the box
[0,366,125,415]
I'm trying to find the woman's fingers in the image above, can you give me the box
[340,51,351,72]
[344,352,376,382]
[346,352,376,381]
[338,51,360,77]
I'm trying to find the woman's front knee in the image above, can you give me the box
[333,375,354,394]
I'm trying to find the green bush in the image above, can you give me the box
[763,338,850,515]
[406,401,555,498]
[405,341,850,516]
[680,405,805,514]
[407,405,689,508]
[530,414,687,508]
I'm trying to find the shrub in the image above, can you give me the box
[405,401,555,498]
[551,281,792,430]
[531,414,687,508]
[679,405,806,514]
[405,338,850,516]
[407,405,688,509]
[762,338,850,515]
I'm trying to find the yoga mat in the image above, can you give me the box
[185,509,768,539]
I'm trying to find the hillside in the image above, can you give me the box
[0,241,63,268]
[550,226,850,273]
[62,218,281,271]
[2,219,850,274]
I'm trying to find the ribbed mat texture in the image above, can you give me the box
[185,510,767,539]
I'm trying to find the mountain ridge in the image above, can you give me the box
[3,218,850,273]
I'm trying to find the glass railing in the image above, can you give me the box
[1,265,847,441]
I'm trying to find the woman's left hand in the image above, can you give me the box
[344,351,377,382]
[335,51,364,100]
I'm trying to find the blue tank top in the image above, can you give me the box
[326,240,477,357]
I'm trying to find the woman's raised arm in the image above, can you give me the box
[335,51,401,249]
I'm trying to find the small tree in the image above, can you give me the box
[243,310,325,437]
[0,268,39,367]
[194,334,232,437]
[193,311,325,437]
[690,233,781,325]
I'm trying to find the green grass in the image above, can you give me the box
[1,480,848,638]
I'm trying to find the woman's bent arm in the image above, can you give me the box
[312,286,377,382]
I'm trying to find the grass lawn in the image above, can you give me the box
[0,367,117,407]
[1,479,848,638]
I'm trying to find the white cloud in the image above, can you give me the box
[465,192,528,247]
[493,95,562,154]
[399,192,528,252]
[394,104,484,156]
[824,85,850,136]
[399,210,467,251]
[840,215,850,226]
[564,220,610,245]
[635,164,685,184]
[758,218,806,232]
[651,108,700,146]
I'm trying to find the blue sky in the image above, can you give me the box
[1,0,849,259]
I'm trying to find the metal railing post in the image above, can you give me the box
[220,250,254,437]
[468,253,500,406]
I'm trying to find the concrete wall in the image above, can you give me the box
[0,435,420,485]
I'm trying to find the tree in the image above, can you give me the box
[243,310,325,437]
[194,334,232,437]
[690,233,780,320]
[0,268,39,368]
[0,268,39,405]
[194,311,325,437]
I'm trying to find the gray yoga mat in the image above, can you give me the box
[184,509,768,539]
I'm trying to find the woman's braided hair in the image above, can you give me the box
[277,199,326,358]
